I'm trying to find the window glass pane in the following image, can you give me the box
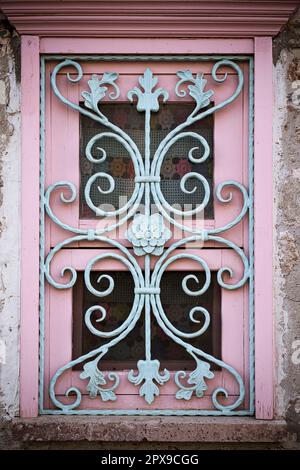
[72,270,221,370]
[79,103,214,219]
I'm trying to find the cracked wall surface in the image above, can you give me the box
[273,6,300,439]
[0,15,20,447]
[0,6,300,448]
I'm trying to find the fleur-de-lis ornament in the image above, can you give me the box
[127,68,169,112]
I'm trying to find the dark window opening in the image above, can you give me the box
[72,270,221,371]
[79,103,214,219]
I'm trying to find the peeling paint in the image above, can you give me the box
[0,18,20,424]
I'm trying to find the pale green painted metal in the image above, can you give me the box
[39,55,254,416]
[248,57,255,415]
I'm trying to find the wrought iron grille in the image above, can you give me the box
[72,270,221,370]
[79,103,214,219]
[40,55,254,415]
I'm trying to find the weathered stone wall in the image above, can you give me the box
[273,7,300,440]
[0,6,300,449]
[0,16,21,448]
[0,13,21,446]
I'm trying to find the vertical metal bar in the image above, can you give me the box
[39,56,46,414]
[144,256,151,361]
[248,57,255,415]
[144,107,152,361]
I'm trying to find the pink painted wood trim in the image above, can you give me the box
[17,35,275,417]
[40,38,254,55]
[1,1,298,38]
[254,37,274,419]
[20,35,40,418]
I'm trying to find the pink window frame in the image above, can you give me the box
[20,36,273,419]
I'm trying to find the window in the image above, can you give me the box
[72,270,221,370]
[40,56,252,414]
[79,104,214,220]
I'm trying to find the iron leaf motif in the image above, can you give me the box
[80,357,118,401]
[176,70,214,114]
[128,360,170,404]
[175,354,214,400]
[127,68,169,112]
[81,72,119,117]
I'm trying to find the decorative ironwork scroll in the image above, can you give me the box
[42,56,253,415]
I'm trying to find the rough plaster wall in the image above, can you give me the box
[0,16,20,425]
[273,7,300,437]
